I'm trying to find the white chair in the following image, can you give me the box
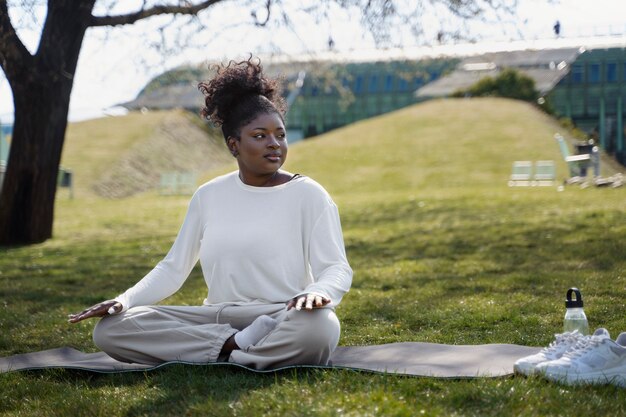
[533,160,556,186]
[508,161,532,187]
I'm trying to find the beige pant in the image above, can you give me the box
[93,303,340,370]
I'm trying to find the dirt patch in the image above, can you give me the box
[93,110,231,198]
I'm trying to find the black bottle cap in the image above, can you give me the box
[565,287,584,308]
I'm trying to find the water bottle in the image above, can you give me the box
[564,287,589,335]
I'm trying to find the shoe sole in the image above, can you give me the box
[542,369,626,386]
[514,363,543,376]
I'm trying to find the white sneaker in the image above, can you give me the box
[536,331,626,386]
[514,330,587,376]
[514,328,611,376]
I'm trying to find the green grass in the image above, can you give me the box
[2,98,626,416]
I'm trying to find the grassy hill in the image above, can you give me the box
[2,98,625,416]
[285,97,621,201]
[60,98,621,201]
[62,109,232,198]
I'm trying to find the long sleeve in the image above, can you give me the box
[114,192,203,311]
[300,203,353,307]
[112,172,352,310]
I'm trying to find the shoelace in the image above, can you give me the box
[562,336,604,359]
[542,331,581,354]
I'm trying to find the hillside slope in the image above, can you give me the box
[61,98,621,200]
[62,109,232,198]
[284,97,621,200]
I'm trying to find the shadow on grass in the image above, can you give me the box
[345,201,626,273]
[20,365,328,416]
[340,198,626,345]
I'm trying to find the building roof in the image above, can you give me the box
[416,47,583,97]
[122,35,626,110]
[265,34,626,63]
[124,83,205,110]
[121,63,306,111]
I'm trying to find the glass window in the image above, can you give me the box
[398,77,409,92]
[571,64,584,83]
[607,62,617,82]
[589,63,601,83]
[384,74,394,92]
[571,97,584,116]
[381,95,394,110]
[587,96,599,115]
[354,75,363,94]
[368,75,378,93]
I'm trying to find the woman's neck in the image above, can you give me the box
[239,171,292,187]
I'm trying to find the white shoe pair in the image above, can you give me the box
[514,328,626,387]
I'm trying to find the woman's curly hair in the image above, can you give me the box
[198,56,286,141]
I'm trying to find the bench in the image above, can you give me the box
[159,172,197,195]
[508,160,555,187]
[533,160,556,186]
[508,161,532,186]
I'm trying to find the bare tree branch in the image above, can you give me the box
[251,0,272,26]
[88,0,223,27]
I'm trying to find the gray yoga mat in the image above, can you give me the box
[0,342,540,378]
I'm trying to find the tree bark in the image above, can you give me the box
[0,79,73,244]
[0,0,95,245]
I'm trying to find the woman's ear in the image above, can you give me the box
[227,136,239,157]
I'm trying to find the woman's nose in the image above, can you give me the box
[267,135,280,148]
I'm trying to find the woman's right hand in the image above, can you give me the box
[68,300,122,323]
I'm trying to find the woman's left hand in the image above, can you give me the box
[286,293,330,311]
[68,300,122,323]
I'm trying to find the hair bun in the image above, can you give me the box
[198,56,286,135]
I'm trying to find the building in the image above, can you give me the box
[549,47,626,163]
[284,59,459,140]
[416,37,626,165]
[122,56,459,142]
[122,37,626,164]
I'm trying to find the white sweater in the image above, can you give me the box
[115,172,352,311]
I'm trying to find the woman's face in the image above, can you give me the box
[229,112,288,183]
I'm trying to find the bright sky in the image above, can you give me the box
[0,0,625,123]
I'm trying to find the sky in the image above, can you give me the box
[0,0,625,124]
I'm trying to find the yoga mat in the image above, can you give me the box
[0,342,540,378]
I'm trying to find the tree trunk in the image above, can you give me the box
[0,0,95,245]
[0,82,73,245]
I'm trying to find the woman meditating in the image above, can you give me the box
[69,57,353,369]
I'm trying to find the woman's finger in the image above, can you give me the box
[314,295,323,307]
[68,301,117,323]
[107,302,122,315]
[305,294,315,310]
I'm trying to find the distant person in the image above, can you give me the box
[554,20,561,37]
[69,57,353,369]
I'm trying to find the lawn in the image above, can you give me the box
[1,98,625,416]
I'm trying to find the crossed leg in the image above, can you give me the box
[93,303,340,369]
